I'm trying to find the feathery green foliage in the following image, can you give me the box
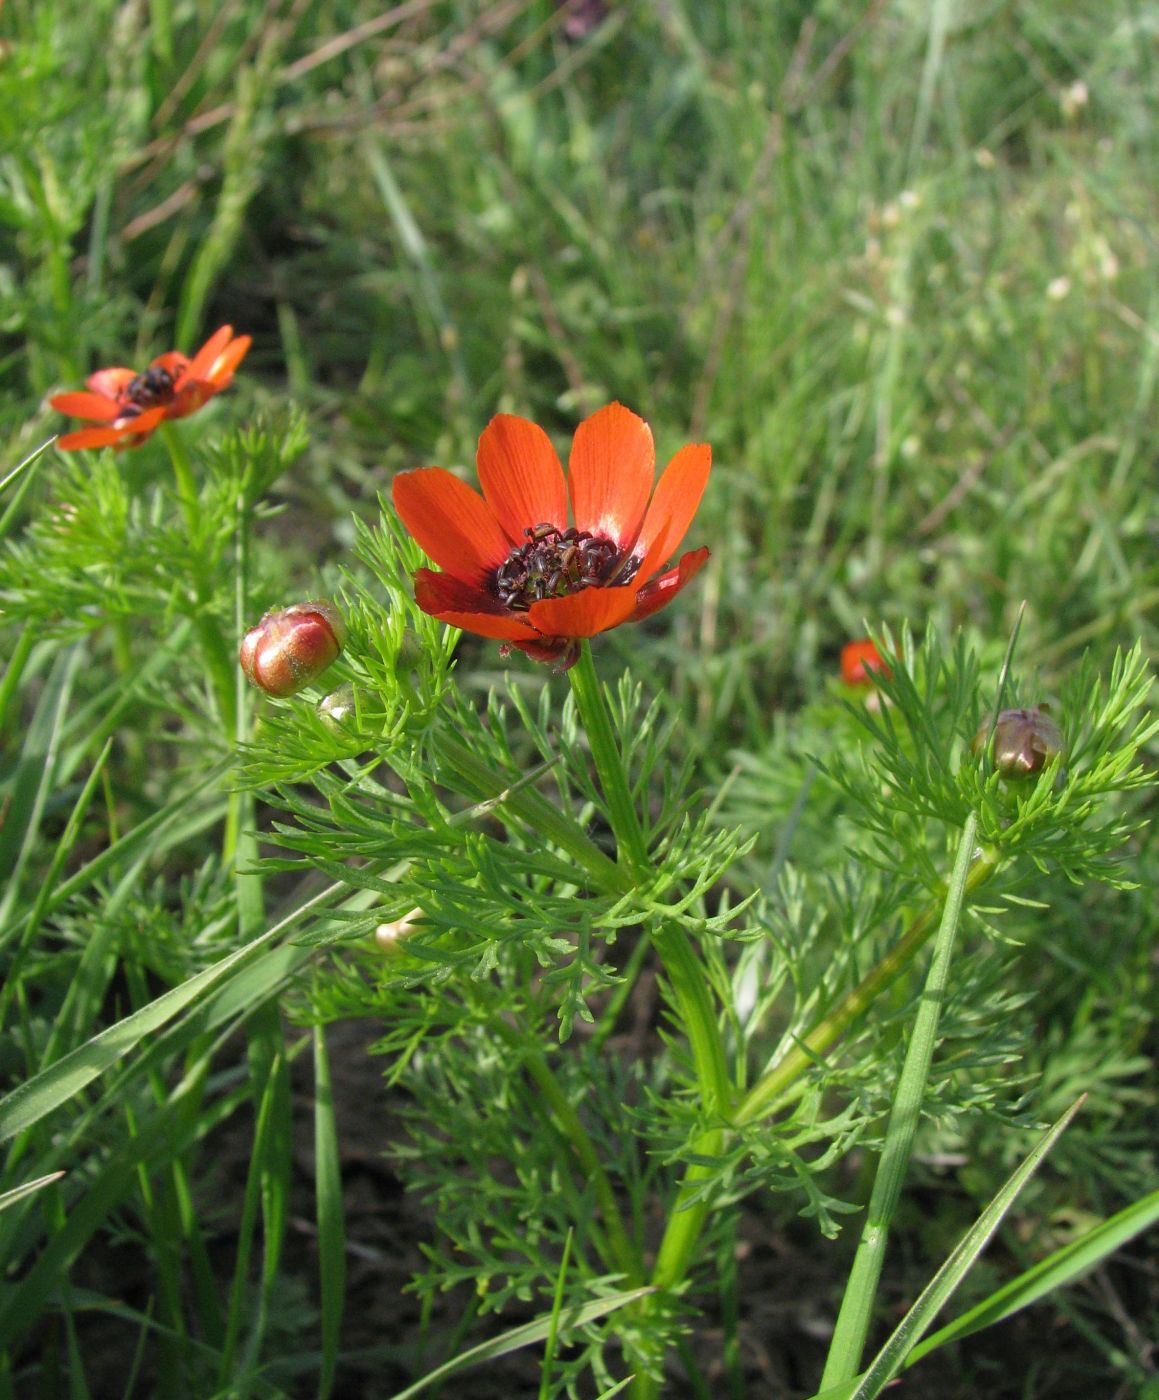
[1,1,1156,1396]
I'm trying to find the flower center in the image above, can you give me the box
[493,524,639,612]
[119,366,178,417]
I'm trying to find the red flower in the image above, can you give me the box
[392,403,711,669]
[841,638,890,686]
[50,325,251,451]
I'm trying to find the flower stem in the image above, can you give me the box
[565,644,730,1110]
[433,731,631,896]
[162,421,200,530]
[567,641,649,877]
[159,423,236,737]
[566,642,733,1390]
[229,479,262,933]
[159,422,243,889]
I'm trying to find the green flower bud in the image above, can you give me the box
[973,704,1065,778]
[395,628,423,672]
[240,600,345,698]
[318,683,357,731]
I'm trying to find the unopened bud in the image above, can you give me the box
[841,638,890,687]
[318,683,357,731]
[240,600,345,697]
[395,628,423,671]
[374,907,425,955]
[973,705,1064,778]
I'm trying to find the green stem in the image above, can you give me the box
[566,642,733,1394]
[653,922,731,1120]
[230,479,263,931]
[636,838,999,1400]
[433,731,630,896]
[159,424,237,737]
[645,919,732,1302]
[567,642,649,876]
[735,844,1000,1128]
[0,624,36,732]
[565,643,730,1114]
[820,813,979,1388]
[161,421,199,531]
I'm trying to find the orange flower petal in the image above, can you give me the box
[632,443,712,582]
[629,547,709,623]
[476,414,568,544]
[415,569,541,641]
[527,584,639,638]
[424,609,543,641]
[203,333,251,386]
[58,425,133,450]
[85,368,136,399]
[50,391,122,423]
[393,468,512,585]
[184,326,234,381]
[167,384,217,419]
[568,402,654,550]
[413,567,510,618]
[116,406,168,434]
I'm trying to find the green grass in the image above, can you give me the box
[1,1,1156,1396]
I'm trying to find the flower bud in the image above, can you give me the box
[841,638,890,686]
[973,705,1065,779]
[318,683,357,731]
[374,907,424,956]
[240,600,345,698]
[395,628,423,672]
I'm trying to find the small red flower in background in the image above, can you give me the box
[392,403,712,670]
[841,638,890,686]
[50,325,251,451]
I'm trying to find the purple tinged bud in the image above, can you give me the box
[973,704,1065,778]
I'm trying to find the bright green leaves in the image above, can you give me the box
[828,627,1157,890]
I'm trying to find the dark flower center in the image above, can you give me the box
[118,366,178,417]
[493,524,640,612]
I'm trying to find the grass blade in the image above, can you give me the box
[905,1186,1159,1364]
[0,879,346,1145]
[0,643,82,933]
[0,1171,65,1213]
[313,1025,345,1400]
[390,1288,655,1400]
[809,1094,1088,1400]
[0,436,55,540]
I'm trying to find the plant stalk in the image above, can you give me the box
[735,845,999,1128]
[566,642,732,1396]
[160,424,237,737]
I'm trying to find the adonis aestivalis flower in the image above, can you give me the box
[50,325,251,450]
[841,638,890,686]
[392,403,711,670]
